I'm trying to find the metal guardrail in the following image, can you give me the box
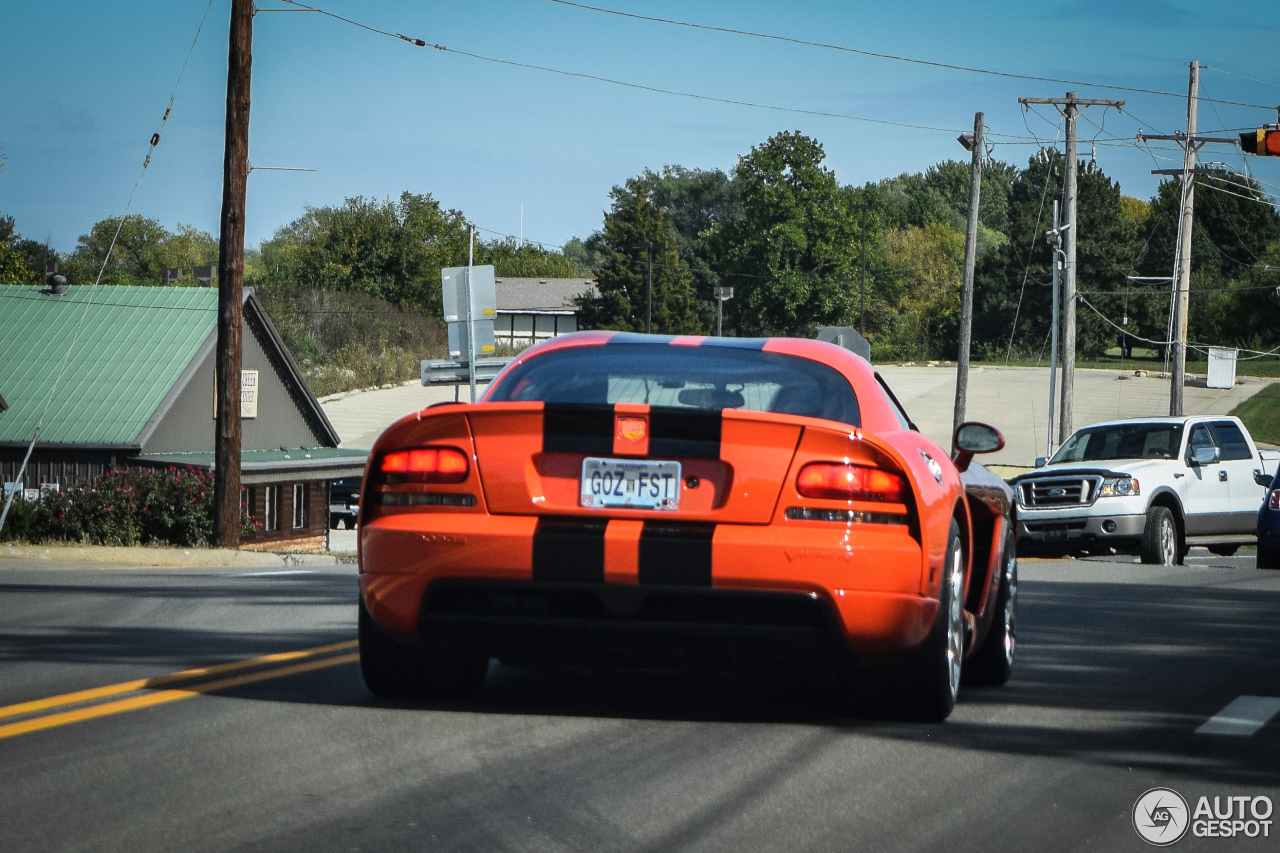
[421,357,515,386]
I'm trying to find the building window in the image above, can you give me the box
[264,485,279,531]
[292,483,306,529]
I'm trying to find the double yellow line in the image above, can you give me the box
[0,640,359,741]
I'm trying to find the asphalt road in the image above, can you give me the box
[1,553,1278,852]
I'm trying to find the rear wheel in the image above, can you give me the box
[1258,545,1280,570]
[1140,506,1179,565]
[359,598,488,700]
[964,524,1017,686]
[870,520,964,722]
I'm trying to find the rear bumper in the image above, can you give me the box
[359,512,936,666]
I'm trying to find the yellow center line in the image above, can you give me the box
[0,653,360,741]
[0,639,358,722]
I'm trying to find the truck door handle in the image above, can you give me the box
[1219,470,1228,482]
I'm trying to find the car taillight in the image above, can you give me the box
[363,446,477,518]
[796,462,906,503]
[1270,489,1280,511]
[379,447,469,484]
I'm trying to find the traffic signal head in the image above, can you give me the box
[1240,128,1280,156]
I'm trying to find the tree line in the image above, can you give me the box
[4,129,1279,365]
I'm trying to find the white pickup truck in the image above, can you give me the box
[1012,416,1280,564]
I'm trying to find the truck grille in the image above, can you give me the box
[1019,476,1100,508]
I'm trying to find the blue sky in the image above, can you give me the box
[2,0,1279,255]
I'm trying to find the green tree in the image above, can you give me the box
[575,177,702,334]
[710,131,860,336]
[879,223,965,358]
[0,214,38,284]
[257,192,471,311]
[60,216,217,286]
[974,153,1142,360]
[479,239,580,278]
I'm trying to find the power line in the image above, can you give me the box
[545,0,1279,111]
[1202,65,1280,92]
[273,0,1036,139]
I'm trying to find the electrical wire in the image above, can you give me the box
[273,0,1038,139]
[0,0,217,534]
[1202,65,1280,92]
[544,0,1279,111]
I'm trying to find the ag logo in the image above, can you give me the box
[1133,787,1190,846]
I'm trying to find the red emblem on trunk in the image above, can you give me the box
[616,417,647,444]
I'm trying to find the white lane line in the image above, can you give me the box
[221,570,319,578]
[1196,695,1280,736]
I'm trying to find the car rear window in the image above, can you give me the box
[488,343,860,426]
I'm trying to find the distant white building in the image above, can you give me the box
[494,277,598,347]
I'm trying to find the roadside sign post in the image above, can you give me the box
[440,259,497,402]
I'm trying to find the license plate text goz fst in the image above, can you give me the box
[580,457,681,510]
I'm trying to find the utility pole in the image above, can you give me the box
[632,241,666,334]
[1170,61,1199,416]
[466,226,478,403]
[713,286,733,336]
[852,202,875,335]
[1137,64,1238,415]
[1018,92,1124,440]
[1045,200,1071,458]
[953,112,984,434]
[214,0,252,548]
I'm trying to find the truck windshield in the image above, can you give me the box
[1050,423,1184,463]
[488,342,861,427]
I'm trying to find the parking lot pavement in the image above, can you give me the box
[320,382,460,449]
[876,364,1272,467]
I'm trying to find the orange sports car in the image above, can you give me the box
[357,332,1017,720]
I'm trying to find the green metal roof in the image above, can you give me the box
[0,285,217,446]
[135,447,369,467]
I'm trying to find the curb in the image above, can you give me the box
[0,543,356,569]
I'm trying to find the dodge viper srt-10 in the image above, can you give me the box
[357,332,1017,720]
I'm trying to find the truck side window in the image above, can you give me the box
[1187,426,1215,463]
[1208,422,1252,461]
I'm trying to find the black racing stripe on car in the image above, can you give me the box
[532,517,607,582]
[543,403,614,455]
[697,337,769,350]
[648,407,721,460]
[638,522,715,586]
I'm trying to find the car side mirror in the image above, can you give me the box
[1035,456,1047,469]
[952,421,1005,473]
[1255,469,1275,488]
[1191,446,1219,466]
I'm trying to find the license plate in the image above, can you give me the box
[1043,526,1069,542]
[580,457,681,510]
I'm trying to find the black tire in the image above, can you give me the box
[964,524,1017,686]
[1207,544,1239,557]
[358,598,488,700]
[872,519,965,722]
[1140,506,1179,565]
[343,517,355,530]
[329,514,340,530]
[1258,545,1280,570]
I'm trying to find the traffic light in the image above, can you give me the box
[1240,127,1280,156]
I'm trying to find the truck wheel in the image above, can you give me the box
[876,519,965,721]
[359,599,488,700]
[1140,507,1178,565]
[965,525,1017,686]
[1258,545,1280,570]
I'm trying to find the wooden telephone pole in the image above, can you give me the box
[1018,92,1124,440]
[214,0,253,547]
